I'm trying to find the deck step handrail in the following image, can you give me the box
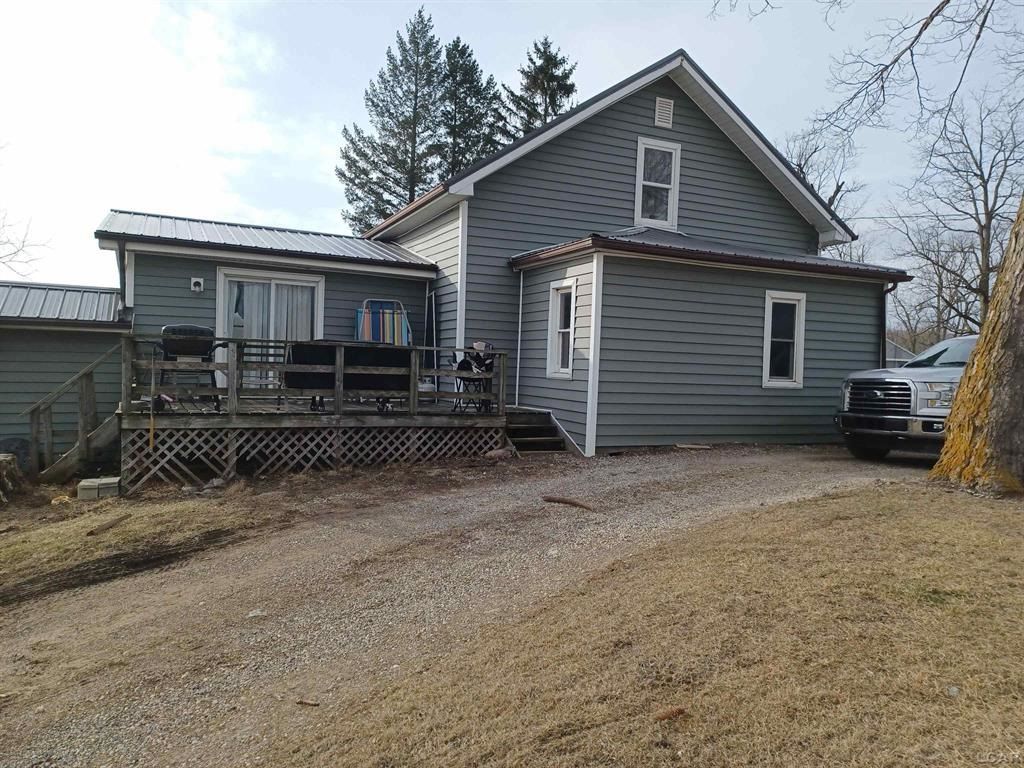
[18,343,120,417]
[20,342,121,479]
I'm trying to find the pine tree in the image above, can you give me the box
[502,37,578,139]
[336,7,443,233]
[435,37,504,179]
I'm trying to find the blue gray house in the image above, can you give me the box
[3,49,910,473]
[365,49,910,454]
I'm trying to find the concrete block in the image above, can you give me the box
[77,476,121,500]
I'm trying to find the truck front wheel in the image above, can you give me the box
[844,437,891,461]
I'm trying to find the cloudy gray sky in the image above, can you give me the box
[0,0,990,286]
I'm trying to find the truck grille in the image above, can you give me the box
[847,380,912,415]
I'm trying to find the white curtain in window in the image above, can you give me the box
[273,283,315,340]
[229,280,270,339]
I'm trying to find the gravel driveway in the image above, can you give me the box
[0,446,929,767]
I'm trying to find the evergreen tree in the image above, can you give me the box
[435,37,504,179]
[502,37,578,139]
[336,7,443,233]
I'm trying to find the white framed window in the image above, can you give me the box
[762,290,806,389]
[634,136,680,231]
[547,278,576,379]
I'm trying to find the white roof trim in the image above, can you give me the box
[429,54,851,247]
[669,62,851,246]
[98,240,434,280]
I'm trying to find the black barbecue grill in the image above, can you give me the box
[151,325,227,411]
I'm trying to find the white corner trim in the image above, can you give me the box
[584,253,604,457]
[125,251,135,308]
[634,136,681,231]
[515,269,523,406]
[546,276,577,379]
[214,265,326,341]
[455,200,468,349]
[447,56,685,196]
[761,289,806,389]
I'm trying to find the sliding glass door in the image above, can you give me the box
[216,268,325,387]
[225,279,315,341]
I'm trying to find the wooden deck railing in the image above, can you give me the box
[123,335,507,418]
[19,343,120,479]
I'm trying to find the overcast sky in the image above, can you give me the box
[0,0,988,287]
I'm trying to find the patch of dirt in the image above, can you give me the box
[0,529,238,607]
[0,453,570,605]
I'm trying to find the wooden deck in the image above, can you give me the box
[118,335,509,493]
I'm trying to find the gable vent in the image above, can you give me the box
[654,97,674,128]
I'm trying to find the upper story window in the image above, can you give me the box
[762,290,806,389]
[634,137,680,231]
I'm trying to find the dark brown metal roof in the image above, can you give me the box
[510,227,911,283]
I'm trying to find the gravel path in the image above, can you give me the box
[0,446,930,767]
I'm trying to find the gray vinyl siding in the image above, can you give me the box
[518,257,593,448]
[132,253,428,343]
[0,329,122,456]
[464,76,819,392]
[596,257,882,447]
[395,206,461,349]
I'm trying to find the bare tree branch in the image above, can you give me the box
[884,91,1023,337]
[712,0,1024,150]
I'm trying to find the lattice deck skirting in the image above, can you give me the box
[121,426,505,494]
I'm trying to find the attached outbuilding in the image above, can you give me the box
[0,281,129,468]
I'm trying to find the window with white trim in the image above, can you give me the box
[547,279,576,378]
[634,136,680,230]
[762,290,806,388]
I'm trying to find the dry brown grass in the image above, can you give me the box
[278,484,1024,768]
[0,480,294,601]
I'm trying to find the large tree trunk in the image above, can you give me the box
[932,195,1024,493]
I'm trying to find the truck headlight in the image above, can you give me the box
[840,381,851,409]
[924,381,958,406]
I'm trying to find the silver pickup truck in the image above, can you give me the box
[835,335,977,460]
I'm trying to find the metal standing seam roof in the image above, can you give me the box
[510,227,912,282]
[95,210,435,270]
[0,281,123,324]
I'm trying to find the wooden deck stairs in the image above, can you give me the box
[506,410,565,453]
[21,344,121,484]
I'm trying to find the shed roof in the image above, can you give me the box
[96,210,435,271]
[0,281,126,328]
[510,227,911,283]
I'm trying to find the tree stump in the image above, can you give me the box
[0,454,25,504]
